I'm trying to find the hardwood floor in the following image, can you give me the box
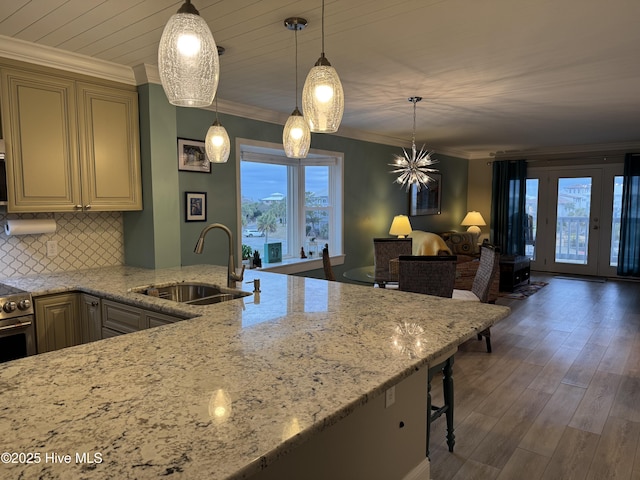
[429,274,640,480]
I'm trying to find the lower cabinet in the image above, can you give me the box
[79,294,102,343]
[101,299,145,337]
[101,298,184,337]
[35,294,186,352]
[146,310,183,328]
[34,293,81,354]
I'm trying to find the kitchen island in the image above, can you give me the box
[0,265,510,479]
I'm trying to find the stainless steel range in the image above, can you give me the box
[0,284,35,363]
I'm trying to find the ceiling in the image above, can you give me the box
[1,0,639,159]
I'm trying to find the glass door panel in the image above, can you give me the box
[610,176,624,267]
[525,178,539,260]
[555,177,592,265]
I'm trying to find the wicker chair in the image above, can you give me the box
[397,255,458,297]
[452,244,501,352]
[396,254,458,456]
[373,238,412,287]
[322,244,335,281]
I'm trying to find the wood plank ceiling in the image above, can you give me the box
[1,0,639,158]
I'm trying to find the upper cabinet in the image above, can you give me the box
[0,60,142,212]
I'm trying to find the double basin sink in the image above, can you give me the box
[132,282,251,305]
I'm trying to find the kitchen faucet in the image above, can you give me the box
[194,223,245,288]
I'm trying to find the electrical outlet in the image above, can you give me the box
[385,386,396,408]
[46,240,58,258]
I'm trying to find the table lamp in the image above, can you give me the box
[389,215,412,238]
[461,211,486,234]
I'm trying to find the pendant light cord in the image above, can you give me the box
[295,27,299,108]
[321,0,325,55]
[412,98,417,148]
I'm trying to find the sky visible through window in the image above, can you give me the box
[241,162,328,201]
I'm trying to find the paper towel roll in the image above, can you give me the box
[4,219,57,236]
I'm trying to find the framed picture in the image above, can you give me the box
[185,192,207,222]
[178,138,210,173]
[409,174,442,216]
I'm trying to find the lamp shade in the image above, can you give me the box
[205,120,230,163]
[461,211,486,234]
[389,215,413,238]
[158,1,219,107]
[302,57,344,133]
[283,108,311,158]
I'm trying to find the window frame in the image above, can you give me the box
[236,138,344,273]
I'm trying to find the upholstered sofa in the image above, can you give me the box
[408,230,500,303]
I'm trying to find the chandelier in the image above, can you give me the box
[389,97,439,191]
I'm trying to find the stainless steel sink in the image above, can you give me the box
[132,282,251,305]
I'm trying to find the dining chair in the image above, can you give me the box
[452,244,501,352]
[322,244,335,281]
[373,238,412,287]
[397,255,458,297]
[396,254,458,457]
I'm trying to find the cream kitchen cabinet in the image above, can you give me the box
[0,60,142,213]
[34,293,81,354]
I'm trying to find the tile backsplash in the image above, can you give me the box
[0,211,124,278]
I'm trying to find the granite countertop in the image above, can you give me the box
[0,265,510,479]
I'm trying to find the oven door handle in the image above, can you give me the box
[0,320,32,332]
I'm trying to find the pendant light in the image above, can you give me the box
[389,97,439,191]
[158,0,219,107]
[283,17,311,159]
[301,0,344,133]
[206,97,230,163]
[205,46,230,163]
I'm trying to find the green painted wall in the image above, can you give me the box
[126,85,469,279]
[123,83,181,269]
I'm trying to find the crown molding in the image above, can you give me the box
[492,142,640,161]
[0,35,136,85]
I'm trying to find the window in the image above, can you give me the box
[238,140,343,263]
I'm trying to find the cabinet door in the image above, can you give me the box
[146,310,182,328]
[102,299,145,335]
[76,83,142,211]
[1,68,81,212]
[34,294,81,354]
[79,294,102,343]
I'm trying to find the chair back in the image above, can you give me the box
[322,244,336,281]
[398,255,458,298]
[373,238,412,286]
[471,245,500,302]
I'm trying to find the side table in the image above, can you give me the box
[499,255,530,292]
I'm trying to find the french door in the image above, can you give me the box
[527,164,623,277]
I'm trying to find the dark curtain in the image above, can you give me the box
[617,153,640,276]
[491,159,527,256]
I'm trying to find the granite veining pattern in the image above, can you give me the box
[0,265,510,479]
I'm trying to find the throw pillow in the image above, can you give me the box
[446,232,477,255]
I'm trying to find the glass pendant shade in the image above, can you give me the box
[283,108,311,158]
[205,120,230,163]
[302,55,344,133]
[158,1,219,107]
